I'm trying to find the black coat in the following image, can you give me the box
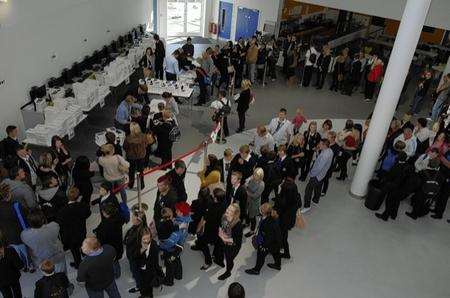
[124,225,143,260]
[153,188,178,223]
[1,137,20,160]
[91,194,120,222]
[94,216,125,260]
[139,240,162,292]
[188,196,210,234]
[228,154,257,185]
[167,169,188,202]
[274,179,300,230]
[56,202,91,248]
[34,272,70,298]
[72,166,94,202]
[262,160,282,188]
[0,201,24,245]
[203,201,226,243]
[382,161,414,192]
[278,156,298,179]
[140,55,153,69]
[153,120,175,152]
[155,41,165,64]
[0,246,23,287]
[304,131,321,151]
[258,217,282,252]
[236,89,251,113]
[227,185,247,220]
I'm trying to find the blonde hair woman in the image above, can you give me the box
[245,168,265,238]
[98,143,129,202]
[216,203,243,280]
[123,122,148,190]
[245,202,282,275]
[235,79,253,133]
[37,152,59,183]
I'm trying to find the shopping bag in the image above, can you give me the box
[295,209,306,229]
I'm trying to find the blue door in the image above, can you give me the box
[235,7,259,41]
[218,1,233,39]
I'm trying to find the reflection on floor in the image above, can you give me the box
[19,120,450,298]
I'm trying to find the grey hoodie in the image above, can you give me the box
[2,178,37,209]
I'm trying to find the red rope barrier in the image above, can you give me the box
[111,122,220,194]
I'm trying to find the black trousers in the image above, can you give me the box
[238,111,246,131]
[280,227,290,256]
[198,235,220,265]
[301,150,314,180]
[166,72,177,81]
[304,177,323,208]
[321,169,332,194]
[261,184,279,204]
[409,192,430,218]
[215,242,239,274]
[434,182,450,217]
[337,151,352,178]
[70,245,82,267]
[128,159,146,189]
[381,192,402,219]
[365,81,376,99]
[0,282,22,298]
[197,82,209,104]
[155,62,164,79]
[254,247,281,271]
[163,251,182,285]
[249,217,257,232]
[158,145,173,170]
[315,70,327,88]
[216,117,229,138]
[302,66,314,87]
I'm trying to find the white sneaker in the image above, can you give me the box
[301,207,311,214]
[312,201,319,207]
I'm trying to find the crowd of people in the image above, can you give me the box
[0,32,449,298]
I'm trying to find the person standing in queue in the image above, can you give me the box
[235,80,252,133]
[215,203,243,281]
[210,90,231,137]
[165,50,181,81]
[245,203,282,275]
[154,34,165,80]
[193,61,210,106]
[138,228,162,298]
[152,109,177,170]
[274,176,300,259]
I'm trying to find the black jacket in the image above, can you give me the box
[221,221,243,253]
[56,202,91,248]
[140,55,153,69]
[227,185,247,220]
[203,201,227,243]
[236,89,251,113]
[124,225,143,260]
[0,201,24,245]
[94,216,125,260]
[34,272,70,298]
[139,240,162,289]
[1,137,20,160]
[0,246,23,286]
[274,179,300,230]
[304,131,321,151]
[72,166,94,201]
[153,188,178,223]
[382,161,414,192]
[91,194,120,222]
[258,217,282,252]
[262,160,282,188]
[278,156,298,179]
[167,169,188,202]
[155,40,165,64]
[228,153,257,185]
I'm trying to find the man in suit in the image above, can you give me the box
[12,145,38,189]
[261,151,282,204]
[276,145,297,179]
[167,160,187,202]
[57,187,91,269]
[1,125,20,160]
[226,171,247,222]
[90,182,120,222]
[153,175,178,223]
[154,34,166,80]
[219,148,233,186]
[227,145,257,187]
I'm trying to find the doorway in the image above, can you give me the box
[218,1,233,39]
[167,0,204,37]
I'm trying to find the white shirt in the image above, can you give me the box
[305,47,319,67]
[394,134,417,157]
[165,55,180,76]
[253,132,275,154]
[21,156,37,186]
[267,118,293,146]
[414,127,434,145]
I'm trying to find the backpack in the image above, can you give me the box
[168,122,181,142]
[309,50,317,64]
[119,201,130,223]
[422,171,440,199]
[381,149,397,171]
[219,100,231,116]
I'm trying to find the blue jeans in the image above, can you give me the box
[113,261,121,279]
[86,281,121,298]
[111,179,127,203]
[431,97,446,121]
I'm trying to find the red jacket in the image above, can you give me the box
[368,64,383,83]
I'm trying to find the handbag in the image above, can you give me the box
[116,155,129,174]
[295,209,306,229]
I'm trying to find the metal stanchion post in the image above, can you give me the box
[262,61,267,87]
[203,141,208,171]
[217,116,227,144]
[132,171,148,212]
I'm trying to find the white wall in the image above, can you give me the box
[208,0,281,41]
[0,0,151,136]
[300,0,450,30]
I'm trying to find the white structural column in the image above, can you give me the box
[350,0,432,197]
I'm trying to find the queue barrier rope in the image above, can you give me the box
[111,121,221,195]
